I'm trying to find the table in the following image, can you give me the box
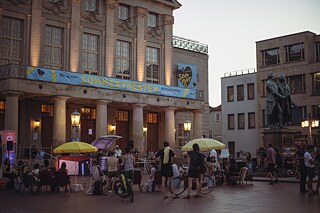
[136,160,150,175]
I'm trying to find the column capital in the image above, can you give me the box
[132,104,147,109]
[164,107,177,112]
[193,109,204,114]
[2,91,23,97]
[53,96,70,102]
[95,100,112,105]
[136,7,148,18]
[163,14,174,25]
[105,0,118,10]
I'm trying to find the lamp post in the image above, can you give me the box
[184,120,192,144]
[301,113,319,145]
[71,110,81,141]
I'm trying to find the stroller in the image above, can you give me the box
[86,163,108,195]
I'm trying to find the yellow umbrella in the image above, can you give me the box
[181,138,225,152]
[53,141,98,185]
[53,141,98,154]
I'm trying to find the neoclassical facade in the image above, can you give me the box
[0,0,209,157]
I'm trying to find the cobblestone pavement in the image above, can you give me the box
[0,179,319,213]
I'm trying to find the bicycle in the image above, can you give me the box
[113,170,134,202]
[13,170,40,195]
[169,166,215,196]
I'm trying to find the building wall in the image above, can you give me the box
[256,31,320,147]
[209,105,222,141]
[221,71,258,155]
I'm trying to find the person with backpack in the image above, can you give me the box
[183,143,205,199]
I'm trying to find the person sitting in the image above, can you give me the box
[226,158,239,185]
[2,158,14,189]
[59,162,68,173]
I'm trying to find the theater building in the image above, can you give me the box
[0,0,209,157]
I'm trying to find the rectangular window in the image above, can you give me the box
[177,123,184,147]
[81,107,96,119]
[146,47,159,84]
[261,80,267,97]
[285,43,304,62]
[291,106,307,125]
[215,113,220,122]
[146,113,158,124]
[118,5,129,20]
[0,16,23,66]
[238,113,245,129]
[41,104,54,116]
[311,72,320,96]
[228,114,234,130]
[312,105,320,120]
[0,101,6,113]
[117,110,129,122]
[262,110,267,128]
[115,40,130,79]
[247,83,255,100]
[262,48,280,66]
[316,42,320,62]
[44,25,63,69]
[82,33,99,75]
[227,86,234,102]
[209,130,213,139]
[237,85,244,101]
[288,74,305,94]
[248,112,255,129]
[147,13,157,28]
[86,0,98,13]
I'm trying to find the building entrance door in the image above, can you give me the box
[147,123,158,152]
[41,115,53,149]
[81,119,96,143]
[116,121,129,151]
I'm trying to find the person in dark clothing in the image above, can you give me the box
[295,144,307,194]
[227,158,239,185]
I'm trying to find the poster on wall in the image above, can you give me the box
[177,63,197,89]
[0,130,17,165]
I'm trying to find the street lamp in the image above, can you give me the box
[184,120,192,144]
[301,113,319,145]
[71,110,81,141]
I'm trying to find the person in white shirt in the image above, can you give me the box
[304,145,316,196]
[114,145,122,158]
[209,148,217,159]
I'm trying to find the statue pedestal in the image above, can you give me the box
[263,128,300,149]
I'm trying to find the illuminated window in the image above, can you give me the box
[227,86,234,102]
[41,104,54,116]
[146,113,158,124]
[44,25,63,69]
[238,113,245,129]
[115,40,130,79]
[237,85,244,101]
[81,107,96,119]
[288,74,305,94]
[311,72,320,96]
[118,5,129,20]
[0,16,23,66]
[146,47,159,84]
[82,33,99,75]
[117,110,129,122]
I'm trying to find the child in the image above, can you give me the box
[148,163,157,192]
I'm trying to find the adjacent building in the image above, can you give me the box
[0,0,209,158]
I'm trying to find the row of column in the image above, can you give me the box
[4,94,203,153]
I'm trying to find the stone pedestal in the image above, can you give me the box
[263,128,300,149]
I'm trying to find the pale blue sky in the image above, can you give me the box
[173,0,320,107]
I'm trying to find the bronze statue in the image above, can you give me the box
[265,73,285,129]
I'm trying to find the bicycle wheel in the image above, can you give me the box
[201,175,214,194]
[114,180,126,198]
[169,177,186,195]
[126,183,134,202]
[13,176,22,193]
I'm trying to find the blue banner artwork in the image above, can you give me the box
[177,64,197,89]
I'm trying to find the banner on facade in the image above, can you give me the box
[0,130,16,165]
[26,67,196,99]
[177,63,197,89]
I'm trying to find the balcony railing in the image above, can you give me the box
[172,36,208,54]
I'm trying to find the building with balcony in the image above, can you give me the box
[0,0,209,158]
[256,31,320,147]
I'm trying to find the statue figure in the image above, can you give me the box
[265,73,286,129]
[277,74,297,127]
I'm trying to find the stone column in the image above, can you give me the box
[163,15,174,86]
[105,0,117,77]
[53,96,69,148]
[132,104,145,154]
[164,107,176,148]
[30,0,42,66]
[136,7,147,82]
[96,100,110,138]
[193,110,203,139]
[70,0,81,72]
[4,93,20,146]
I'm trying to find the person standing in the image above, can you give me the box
[209,148,217,159]
[315,147,320,194]
[304,145,316,196]
[155,141,178,199]
[122,147,135,188]
[183,143,204,199]
[266,143,278,184]
[106,151,119,195]
[294,144,308,194]
[114,145,122,158]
